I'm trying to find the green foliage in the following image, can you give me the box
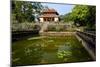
[71,5,96,28]
[62,5,96,29]
[86,6,96,29]
[71,5,89,26]
[62,13,73,22]
[12,1,43,23]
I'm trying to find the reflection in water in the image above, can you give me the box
[12,36,93,66]
[57,45,72,59]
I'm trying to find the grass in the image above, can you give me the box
[12,35,93,66]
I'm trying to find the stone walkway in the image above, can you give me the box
[39,22,49,33]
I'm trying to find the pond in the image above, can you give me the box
[12,35,93,66]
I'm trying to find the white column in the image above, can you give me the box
[40,18,44,22]
[54,17,59,22]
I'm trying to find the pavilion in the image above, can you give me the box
[39,8,59,22]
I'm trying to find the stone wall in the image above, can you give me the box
[75,31,96,60]
[40,32,75,36]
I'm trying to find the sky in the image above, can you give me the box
[41,3,75,15]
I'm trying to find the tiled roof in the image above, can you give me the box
[39,14,59,18]
[42,8,57,13]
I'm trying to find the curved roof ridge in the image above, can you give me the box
[42,8,57,13]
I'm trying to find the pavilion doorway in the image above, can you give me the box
[44,17,54,22]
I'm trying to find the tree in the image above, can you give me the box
[86,6,96,29]
[12,1,43,23]
[62,13,73,22]
[71,5,89,26]
[70,5,96,28]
